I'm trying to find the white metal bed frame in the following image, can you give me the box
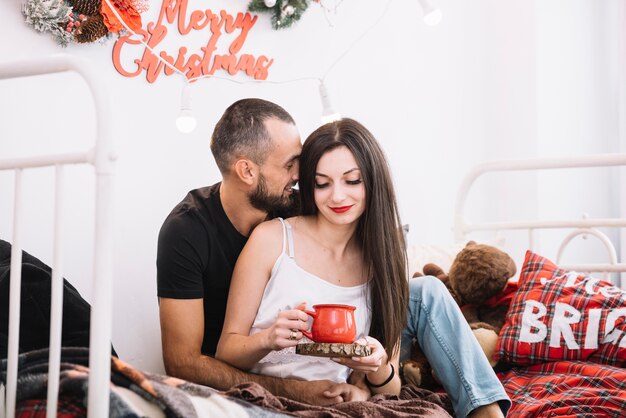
[453,153,626,288]
[0,54,116,418]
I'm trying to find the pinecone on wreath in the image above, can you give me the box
[21,0,145,46]
[74,13,108,43]
[69,0,101,16]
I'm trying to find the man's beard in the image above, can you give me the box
[249,174,296,214]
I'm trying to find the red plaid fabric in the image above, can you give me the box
[16,397,86,418]
[499,361,626,417]
[496,251,626,367]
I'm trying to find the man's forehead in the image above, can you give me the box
[264,119,301,152]
[264,117,298,137]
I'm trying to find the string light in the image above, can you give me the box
[318,80,341,124]
[417,0,442,26]
[318,0,345,27]
[175,84,197,134]
[102,0,434,130]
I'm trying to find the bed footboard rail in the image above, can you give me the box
[0,54,116,418]
[454,154,626,283]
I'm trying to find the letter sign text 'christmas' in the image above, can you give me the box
[112,0,274,83]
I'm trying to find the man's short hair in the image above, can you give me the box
[210,98,295,174]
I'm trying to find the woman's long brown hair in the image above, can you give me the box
[298,118,408,359]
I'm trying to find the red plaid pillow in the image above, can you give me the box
[496,250,626,367]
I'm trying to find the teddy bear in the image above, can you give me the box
[401,241,517,389]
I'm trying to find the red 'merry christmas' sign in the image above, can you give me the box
[112,0,274,83]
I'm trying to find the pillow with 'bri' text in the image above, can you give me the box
[496,250,626,367]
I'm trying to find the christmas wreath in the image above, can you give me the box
[22,0,148,46]
[248,0,321,30]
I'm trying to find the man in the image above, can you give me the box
[157,98,510,416]
[157,98,365,404]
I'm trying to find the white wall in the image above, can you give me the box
[0,0,623,373]
[458,0,624,277]
[534,0,621,265]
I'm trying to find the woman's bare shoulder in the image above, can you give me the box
[283,215,309,230]
[246,218,285,250]
[236,220,285,270]
[252,217,284,235]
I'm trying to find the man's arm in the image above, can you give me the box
[159,297,346,405]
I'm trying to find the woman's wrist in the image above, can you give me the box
[259,328,272,350]
[365,363,395,388]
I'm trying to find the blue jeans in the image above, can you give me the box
[401,276,511,418]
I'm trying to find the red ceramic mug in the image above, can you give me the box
[301,304,357,344]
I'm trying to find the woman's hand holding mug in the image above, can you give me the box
[263,302,309,350]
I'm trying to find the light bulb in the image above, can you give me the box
[318,81,341,124]
[418,0,442,26]
[176,109,197,133]
[176,84,197,134]
[321,112,342,124]
[423,9,442,26]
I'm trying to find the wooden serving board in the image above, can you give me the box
[295,343,372,358]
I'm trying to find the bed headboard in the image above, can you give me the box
[0,54,116,418]
[453,153,626,288]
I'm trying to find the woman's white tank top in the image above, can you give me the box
[249,218,371,382]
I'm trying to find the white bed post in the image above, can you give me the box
[84,61,116,418]
[86,167,115,418]
[5,170,24,418]
[46,165,65,417]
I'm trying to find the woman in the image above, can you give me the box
[216,118,407,395]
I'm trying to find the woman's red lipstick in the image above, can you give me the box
[330,205,353,213]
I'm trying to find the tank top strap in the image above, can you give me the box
[276,217,288,255]
[284,220,295,259]
[276,218,295,258]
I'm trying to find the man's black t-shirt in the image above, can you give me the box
[157,183,247,356]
